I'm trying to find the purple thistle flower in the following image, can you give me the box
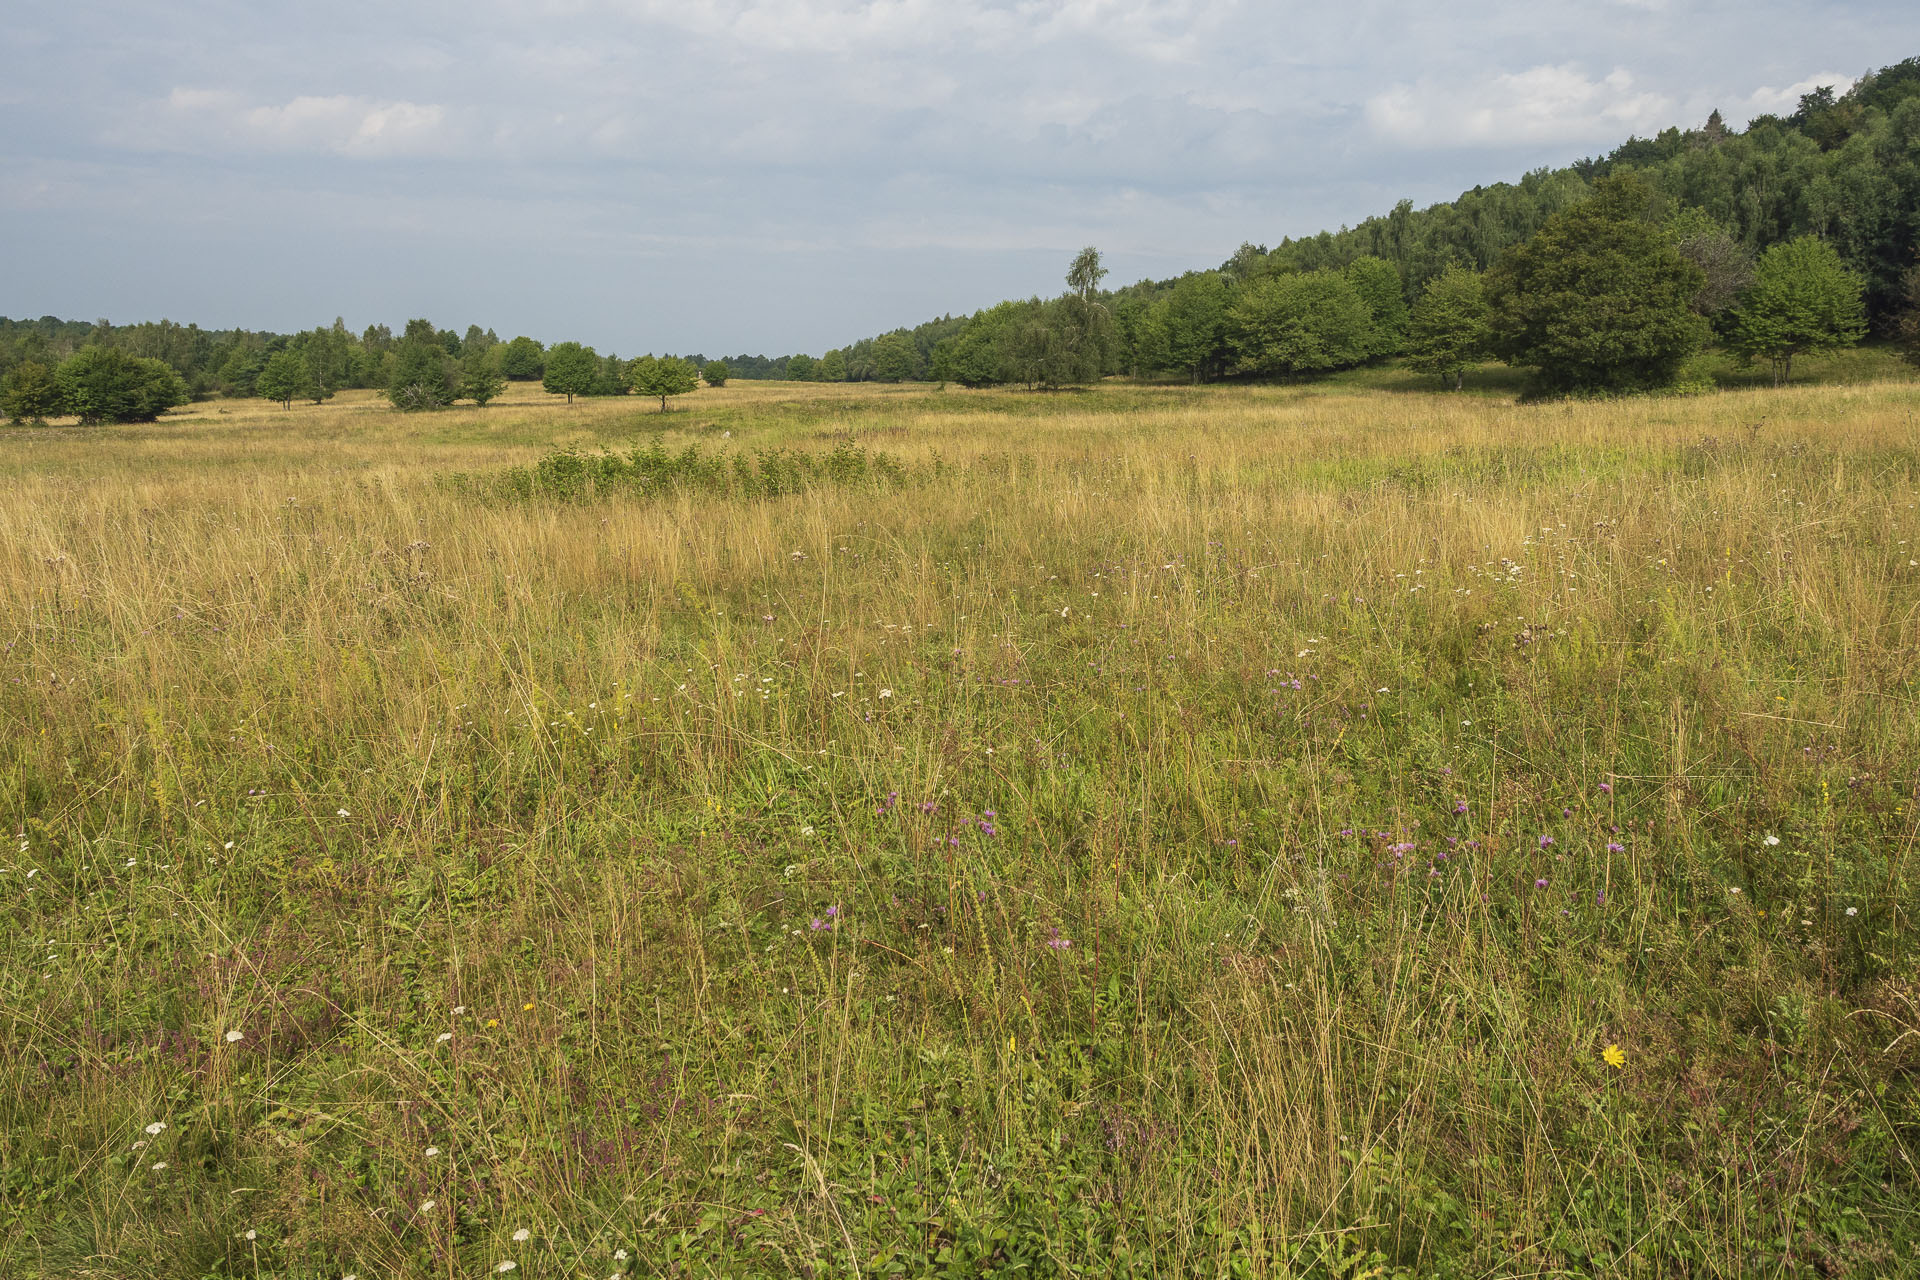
[1534,877,1549,889]
[1606,842,1624,853]
[1538,835,1555,849]
[1598,782,1613,794]
[1453,800,1468,815]
[1595,890,1606,905]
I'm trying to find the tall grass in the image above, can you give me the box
[3,376,1918,1277]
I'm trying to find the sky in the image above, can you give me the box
[3,1,1915,356]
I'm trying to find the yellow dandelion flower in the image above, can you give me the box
[1602,1043,1627,1070]
[522,1002,535,1012]
[486,1018,499,1028]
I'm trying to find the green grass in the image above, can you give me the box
[3,376,1918,1278]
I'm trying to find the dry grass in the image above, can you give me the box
[3,375,1919,1278]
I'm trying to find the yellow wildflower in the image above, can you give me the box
[1602,1043,1627,1070]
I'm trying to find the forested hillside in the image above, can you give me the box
[811,57,1920,388]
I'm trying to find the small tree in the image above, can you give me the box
[462,350,507,405]
[1154,272,1229,383]
[1729,236,1868,384]
[385,340,459,411]
[628,355,700,411]
[871,332,919,382]
[1405,265,1491,390]
[701,360,730,387]
[1346,256,1410,358]
[786,353,818,382]
[1228,271,1374,377]
[817,350,848,382]
[256,350,310,409]
[0,360,62,423]
[500,336,546,380]
[542,342,599,404]
[54,348,188,424]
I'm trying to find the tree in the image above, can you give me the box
[1405,265,1491,390]
[501,336,546,380]
[1059,247,1113,378]
[462,350,507,405]
[542,342,599,404]
[1346,256,1410,357]
[1666,209,1754,320]
[786,353,818,382]
[701,360,730,387]
[1485,175,1708,394]
[1153,272,1229,382]
[53,347,188,423]
[1227,270,1375,377]
[817,349,848,382]
[386,340,459,410]
[628,355,700,411]
[256,349,311,409]
[1898,259,1920,370]
[1,360,62,423]
[871,332,919,382]
[1729,236,1868,384]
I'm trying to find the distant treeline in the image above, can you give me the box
[807,57,1920,388]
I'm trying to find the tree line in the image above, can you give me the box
[799,57,1920,392]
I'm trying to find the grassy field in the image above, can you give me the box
[4,370,1919,1278]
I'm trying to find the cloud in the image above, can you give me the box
[1365,63,1674,148]
[1740,71,1852,121]
[135,89,451,156]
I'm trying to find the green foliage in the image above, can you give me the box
[1345,256,1410,357]
[0,360,61,423]
[817,349,848,382]
[457,438,917,504]
[871,332,919,382]
[1729,236,1869,383]
[461,350,507,406]
[254,349,310,409]
[500,335,546,380]
[1150,272,1230,382]
[786,353,818,382]
[1405,265,1492,390]
[1486,175,1709,394]
[1228,270,1375,377]
[627,354,700,411]
[701,360,730,388]
[1900,260,1920,369]
[384,339,459,411]
[51,346,188,424]
[542,341,600,404]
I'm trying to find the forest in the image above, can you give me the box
[3,56,1918,418]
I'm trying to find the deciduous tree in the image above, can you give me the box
[1228,270,1374,377]
[53,347,188,423]
[1405,265,1491,390]
[542,342,599,404]
[1,360,61,423]
[1729,235,1868,383]
[628,355,699,411]
[256,349,310,409]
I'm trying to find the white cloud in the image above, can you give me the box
[1365,63,1674,148]
[1740,71,1851,122]
[143,89,450,156]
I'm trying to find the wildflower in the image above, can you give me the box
[1602,1043,1627,1070]
[453,1005,467,1015]
[425,1146,440,1157]
[496,1265,518,1274]
[1045,928,1072,950]
[1846,906,1858,917]
[421,1199,436,1212]
[1453,800,1468,815]
[436,1032,452,1043]
[615,1249,629,1261]
[1598,782,1612,794]
[336,809,350,817]
[1538,835,1554,849]
[244,1230,257,1241]
[512,1228,531,1242]
[224,1030,245,1043]
[144,1122,166,1136]
[1607,842,1624,853]
[486,1018,498,1028]
[522,1002,535,1012]
[878,689,893,699]
[151,1161,168,1171]
[1535,878,1548,889]
[1763,834,1780,846]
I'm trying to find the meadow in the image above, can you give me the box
[3,364,1919,1278]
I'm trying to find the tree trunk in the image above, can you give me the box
[1453,369,1463,391]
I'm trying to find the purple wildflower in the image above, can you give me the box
[1598,782,1613,794]
[1538,835,1554,849]
[1453,801,1468,815]
[1606,842,1624,853]
[1534,877,1549,889]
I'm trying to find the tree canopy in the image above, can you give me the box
[1729,236,1869,382]
[542,342,599,404]
[628,355,700,411]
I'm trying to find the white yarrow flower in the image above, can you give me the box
[224,1030,245,1043]
[496,1264,518,1274]
[436,1032,452,1043]
[1763,834,1780,846]
[512,1228,530,1242]
[145,1121,166,1136]
[425,1146,440,1157]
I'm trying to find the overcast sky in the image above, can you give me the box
[4,1,1914,355]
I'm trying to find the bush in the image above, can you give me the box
[53,347,188,424]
